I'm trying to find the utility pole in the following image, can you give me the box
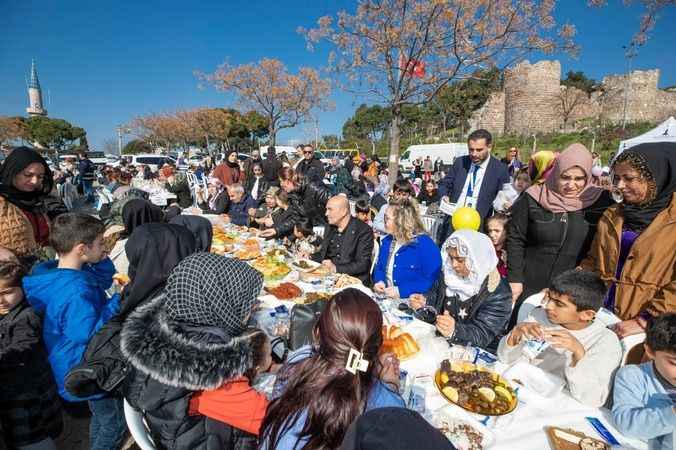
[621,43,638,130]
[116,125,123,155]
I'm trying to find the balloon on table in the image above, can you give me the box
[452,207,481,231]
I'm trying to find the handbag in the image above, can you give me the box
[287,301,328,351]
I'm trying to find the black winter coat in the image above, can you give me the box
[166,178,193,209]
[261,156,282,184]
[121,294,258,450]
[506,191,612,302]
[0,302,63,446]
[424,271,512,353]
[271,206,299,239]
[296,157,326,186]
[199,190,230,215]
[288,181,331,227]
[312,217,374,284]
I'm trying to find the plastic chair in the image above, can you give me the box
[123,399,156,450]
[516,292,545,323]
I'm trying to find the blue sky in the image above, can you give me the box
[1,0,674,151]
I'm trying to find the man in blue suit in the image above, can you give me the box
[438,129,510,241]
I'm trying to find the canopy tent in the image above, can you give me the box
[617,116,676,157]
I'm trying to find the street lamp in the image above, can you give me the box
[621,43,638,130]
[116,125,131,155]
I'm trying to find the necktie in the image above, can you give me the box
[467,164,480,197]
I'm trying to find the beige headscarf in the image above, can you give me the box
[526,143,603,213]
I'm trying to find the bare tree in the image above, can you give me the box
[556,86,590,132]
[301,0,577,184]
[196,58,332,145]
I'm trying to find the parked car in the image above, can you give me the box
[121,154,176,171]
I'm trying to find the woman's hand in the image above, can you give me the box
[409,293,426,310]
[384,286,399,298]
[259,229,277,238]
[435,311,456,337]
[263,217,274,227]
[377,352,400,390]
[373,282,386,294]
[509,282,523,304]
[612,318,646,339]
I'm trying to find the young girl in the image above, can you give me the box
[493,169,531,213]
[486,213,509,278]
[290,218,321,259]
[0,260,62,450]
[354,199,372,226]
[189,328,273,437]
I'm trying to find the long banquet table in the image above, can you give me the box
[205,217,646,450]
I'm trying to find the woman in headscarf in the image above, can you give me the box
[528,150,557,184]
[580,143,676,338]
[410,230,512,352]
[196,177,229,214]
[0,147,65,260]
[212,149,244,187]
[121,253,265,450]
[169,215,213,253]
[507,143,613,324]
[109,199,164,275]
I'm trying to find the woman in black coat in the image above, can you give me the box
[409,230,512,353]
[506,144,612,325]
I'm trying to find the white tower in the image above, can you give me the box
[26,60,47,117]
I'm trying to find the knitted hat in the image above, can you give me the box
[0,196,37,257]
[164,252,264,336]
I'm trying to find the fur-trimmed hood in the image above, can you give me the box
[120,293,253,391]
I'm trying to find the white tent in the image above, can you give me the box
[617,116,676,156]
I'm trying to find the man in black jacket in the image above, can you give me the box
[77,151,96,204]
[261,146,282,186]
[312,195,374,284]
[296,144,325,186]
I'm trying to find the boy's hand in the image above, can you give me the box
[507,322,544,346]
[373,282,386,294]
[545,329,586,366]
[409,293,426,310]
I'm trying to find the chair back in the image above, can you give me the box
[123,398,156,450]
[516,292,546,323]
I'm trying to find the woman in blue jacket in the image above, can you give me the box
[372,198,441,298]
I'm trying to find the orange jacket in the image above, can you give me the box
[188,377,268,436]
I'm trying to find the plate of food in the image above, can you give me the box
[211,243,234,255]
[301,291,332,304]
[381,325,420,360]
[432,408,495,450]
[298,264,332,282]
[264,282,303,300]
[291,259,321,272]
[233,245,261,260]
[251,256,292,281]
[435,360,517,416]
[334,273,362,289]
[266,248,290,259]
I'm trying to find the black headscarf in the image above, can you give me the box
[169,215,213,252]
[120,223,197,317]
[339,408,455,450]
[122,199,164,235]
[614,142,676,232]
[0,146,54,212]
[224,149,240,168]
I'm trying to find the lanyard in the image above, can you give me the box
[466,164,480,199]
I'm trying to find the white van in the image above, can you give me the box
[122,154,176,171]
[399,143,467,171]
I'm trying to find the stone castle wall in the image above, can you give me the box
[504,60,562,134]
[470,61,676,135]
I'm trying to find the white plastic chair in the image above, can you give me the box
[123,399,156,450]
[516,292,546,323]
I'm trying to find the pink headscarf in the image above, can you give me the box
[526,143,603,213]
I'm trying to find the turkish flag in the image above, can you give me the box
[399,52,425,78]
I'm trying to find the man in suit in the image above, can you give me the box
[312,195,374,284]
[438,129,509,241]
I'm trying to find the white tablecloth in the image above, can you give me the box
[256,293,647,450]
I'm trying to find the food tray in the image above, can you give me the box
[434,361,518,416]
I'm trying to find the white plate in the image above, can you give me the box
[291,259,321,273]
[502,360,564,399]
[431,405,496,449]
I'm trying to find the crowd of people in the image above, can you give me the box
[0,129,674,450]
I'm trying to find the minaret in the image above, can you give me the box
[26,59,47,117]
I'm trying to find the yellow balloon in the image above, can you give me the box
[452,207,481,231]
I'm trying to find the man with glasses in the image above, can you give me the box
[296,144,326,186]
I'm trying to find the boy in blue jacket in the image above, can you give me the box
[23,213,125,450]
[612,313,675,450]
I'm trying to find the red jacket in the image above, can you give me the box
[213,164,244,187]
[188,377,268,436]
